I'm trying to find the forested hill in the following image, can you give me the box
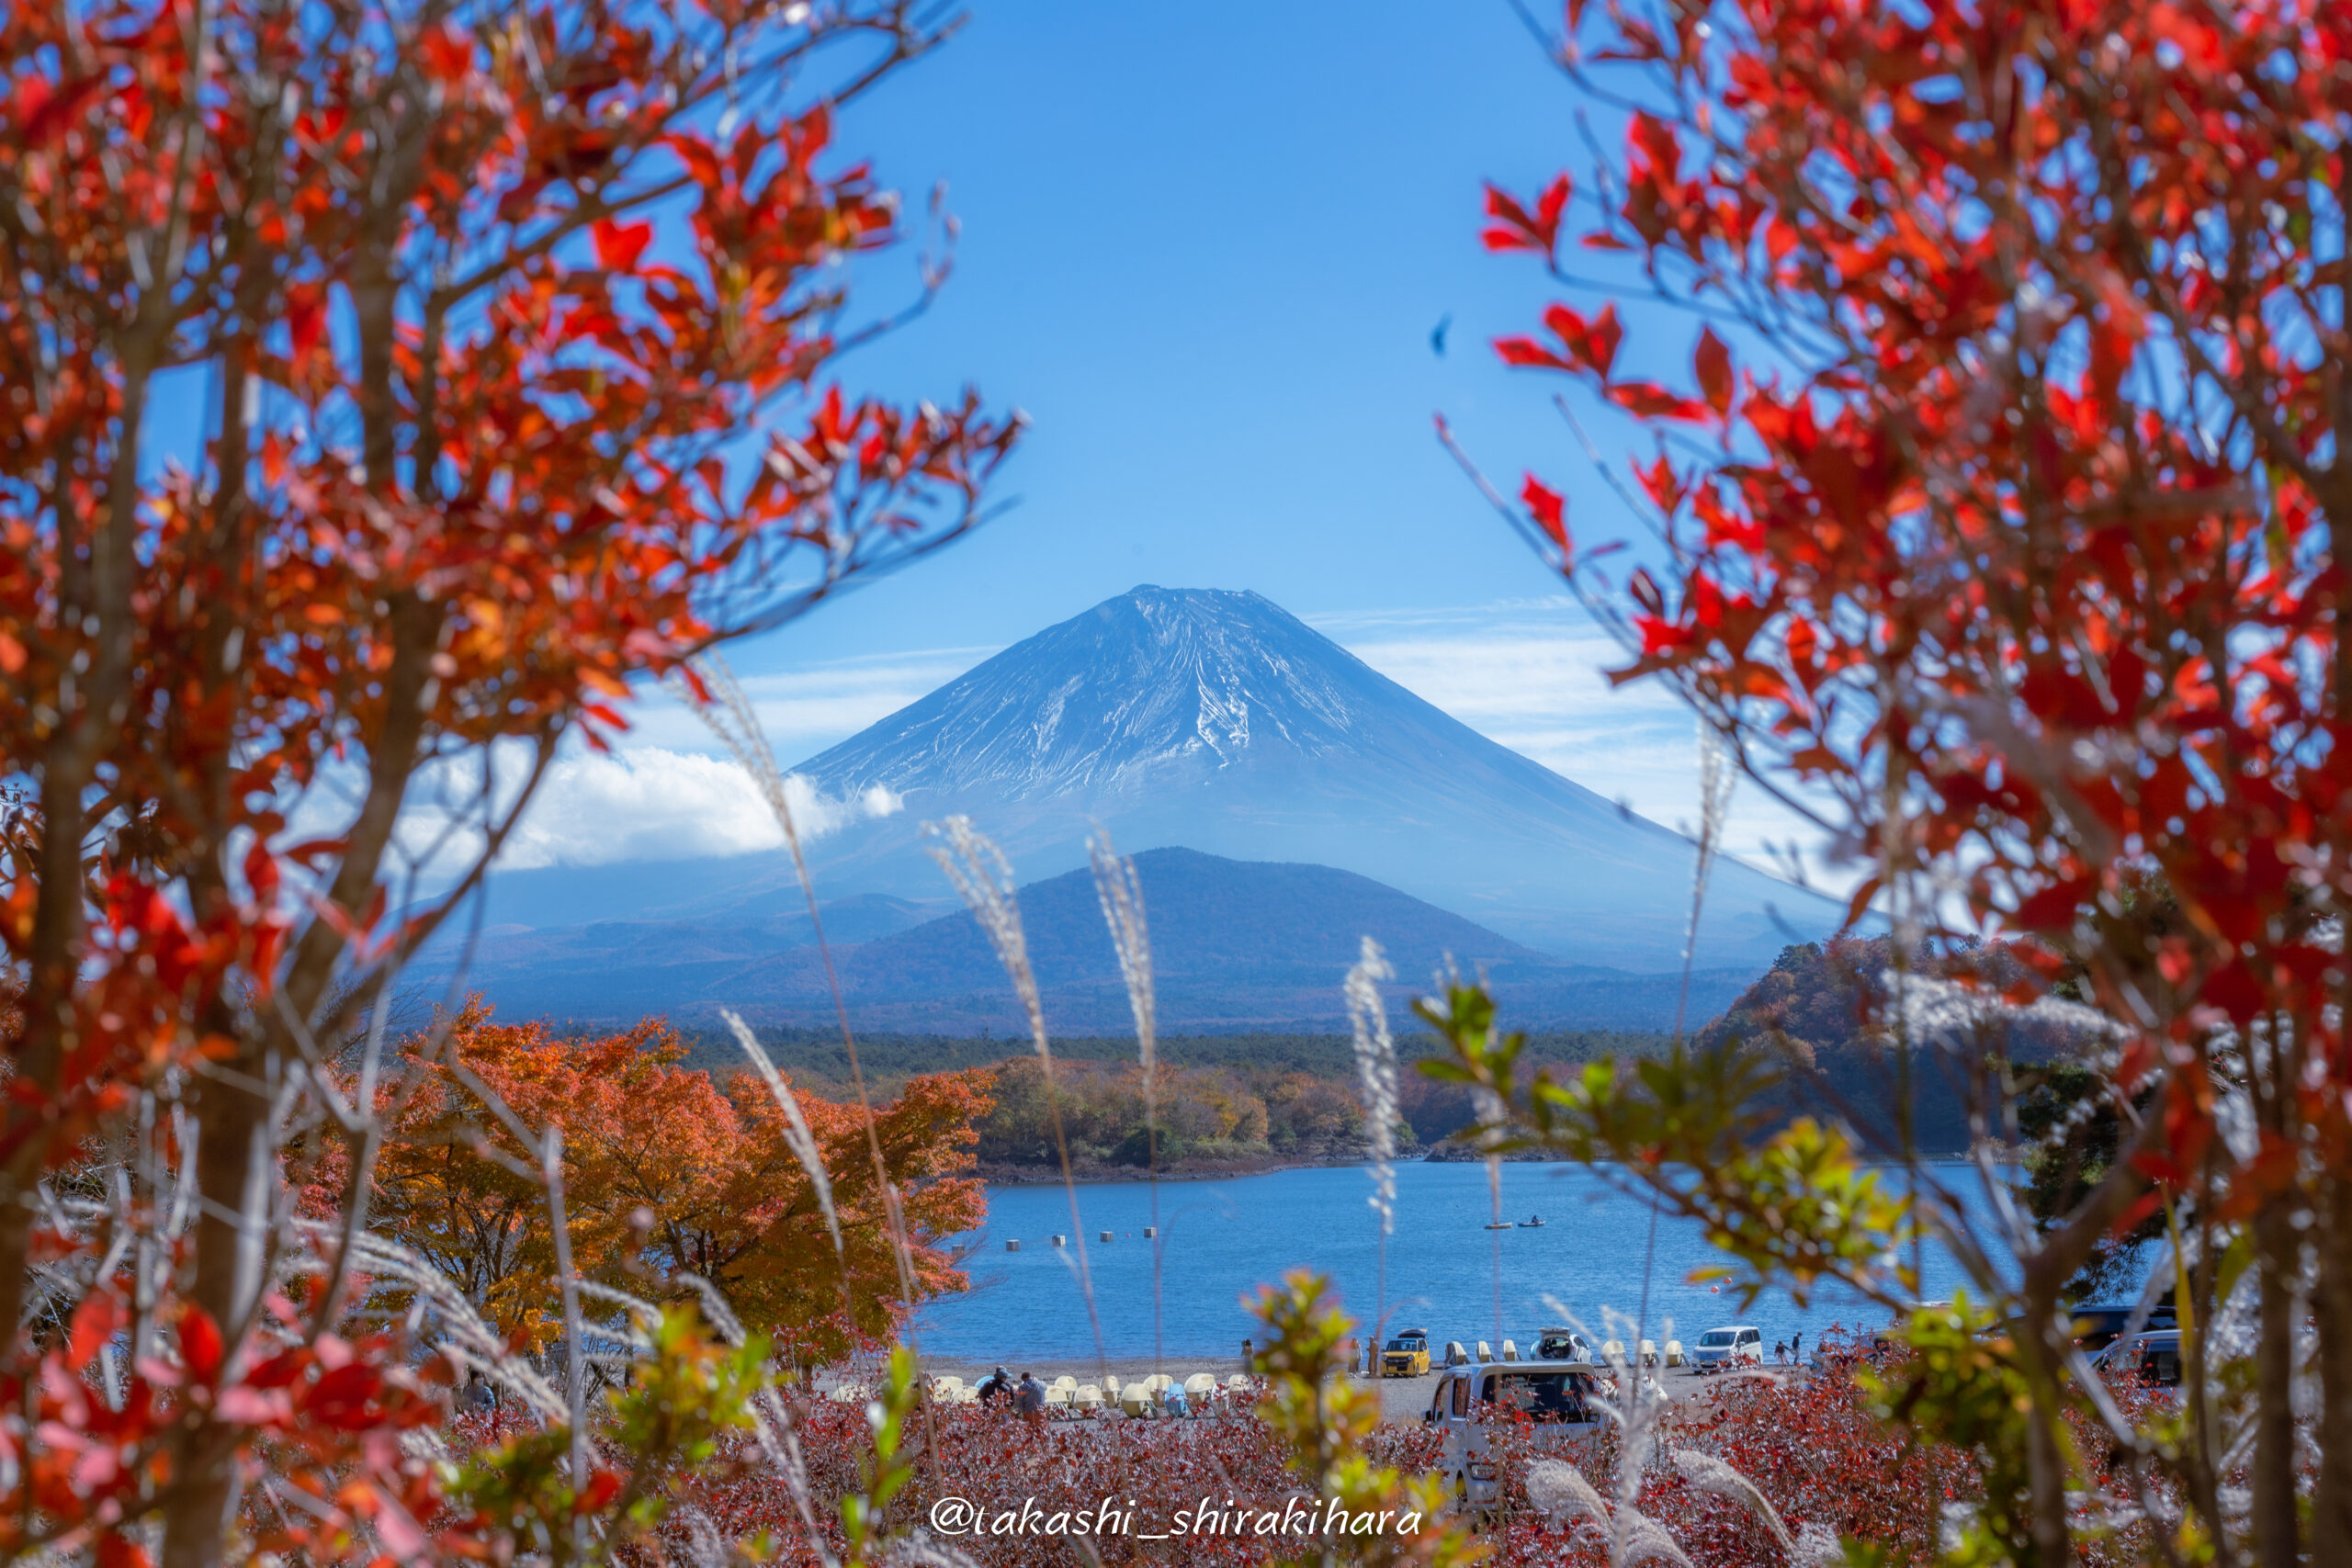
[1697,937,2101,1156]
[680,1024,1678,1164]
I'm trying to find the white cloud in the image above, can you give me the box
[1322,607,1851,892]
[385,745,904,877]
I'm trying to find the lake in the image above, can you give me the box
[911,1159,2012,1363]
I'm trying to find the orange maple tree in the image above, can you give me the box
[0,0,1014,1562]
[345,1001,989,1373]
[1464,0,2350,1560]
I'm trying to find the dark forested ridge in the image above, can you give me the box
[415,848,1764,1034]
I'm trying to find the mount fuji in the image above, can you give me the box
[469,586,1838,987]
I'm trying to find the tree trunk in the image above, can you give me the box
[2024,1374,2073,1567]
[2247,1184,2301,1563]
[158,1048,273,1568]
[2312,1183,2352,1565]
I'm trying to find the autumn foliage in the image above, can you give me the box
[1464,0,2352,1561]
[0,0,1015,1562]
[333,1001,989,1370]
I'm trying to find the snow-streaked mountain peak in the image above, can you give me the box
[778,585,1833,969]
[797,587,1435,800]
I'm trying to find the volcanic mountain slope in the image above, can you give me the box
[573,585,1837,970]
[429,849,1758,1032]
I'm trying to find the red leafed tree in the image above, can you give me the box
[334,1000,990,1375]
[1465,0,2348,1562]
[0,2,1015,1563]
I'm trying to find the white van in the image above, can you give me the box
[1425,1357,1606,1520]
[1690,1325,1763,1371]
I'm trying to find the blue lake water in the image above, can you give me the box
[911,1160,2010,1362]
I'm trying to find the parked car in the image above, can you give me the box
[2062,1306,2176,1354]
[1690,1325,1764,1371]
[1379,1329,1431,1378]
[1532,1326,1593,1362]
[1426,1353,1607,1524]
[2090,1329,2182,1388]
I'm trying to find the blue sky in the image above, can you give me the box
[424,0,1835,890]
[767,0,1605,658]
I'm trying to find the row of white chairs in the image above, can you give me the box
[909,1371,1252,1416]
[1450,1337,1686,1367]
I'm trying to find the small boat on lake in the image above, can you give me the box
[1520,1215,1546,1228]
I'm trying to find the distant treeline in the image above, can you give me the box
[655,942,2089,1167]
[676,1024,1681,1158]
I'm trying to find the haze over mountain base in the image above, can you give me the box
[426,849,1761,1032]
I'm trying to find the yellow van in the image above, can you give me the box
[1379,1329,1431,1378]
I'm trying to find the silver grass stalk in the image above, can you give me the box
[1677,719,1737,1036]
[320,1225,569,1421]
[1545,1294,1677,1542]
[1618,1508,1699,1568]
[1526,1459,1612,1529]
[683,653,926,1360]
[1345,937,1399,1368]
[1344,938,1399,1235]
[1671,1450,1797,1555]
[723,1009,844,1258]
[927,818,1046,1055]
[1526,1460,1697,1568]
[1088,829,1161,1374]
[925,815,1110,1377]
[543,1125,590,1514]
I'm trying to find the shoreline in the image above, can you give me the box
[968,1150,1372,1187]
[968,1148,1987,1187]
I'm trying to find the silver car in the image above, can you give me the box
[1690,1325,1763,1371]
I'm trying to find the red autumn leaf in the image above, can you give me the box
[94,1533,153,1568]
[1481,175,1573,253]
[243,839,280,908]
[2012,878,2089,931]
[17,73,104,145]
[1586,303,1623,377]
[180,1305,225,1385]
[1694,325,1733,415]
[67,1290,121,1371]
[1608,380,1710,421]
[1494,334,1573,371]
[593,218,654,272]
[574,1466,625,1515]
[1520,475,1570,550]
[1686,571,1725,628]
[1635,615,1688,656]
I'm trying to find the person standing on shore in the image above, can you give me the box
[1014,1371,1046,1425]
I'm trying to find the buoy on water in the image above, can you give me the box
[1144,1226,1157,1238]
[1100,1230,1114,1243]
[1053,1235,1067,1247]
[1005,1239,1021,1252]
